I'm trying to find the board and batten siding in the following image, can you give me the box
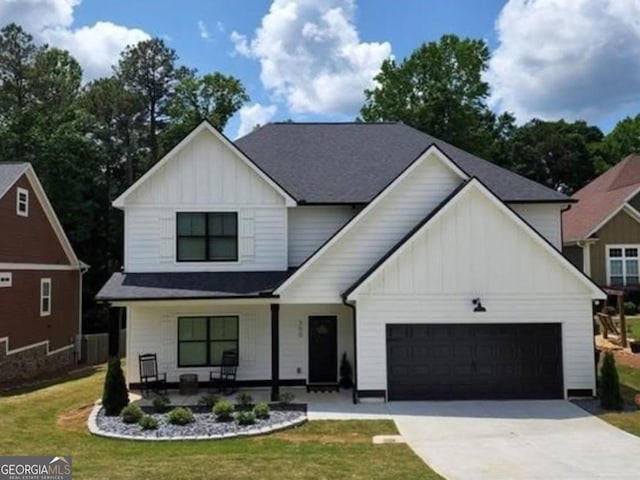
[287,206,356,266]
[121,130,289,272]
[351,186,597,396]
[509,203,565,249]
[281,151,464,303]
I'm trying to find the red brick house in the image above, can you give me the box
[0,162,84,385]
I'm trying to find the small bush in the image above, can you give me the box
[102,357,129,416]
[600,352,623,411]
[152,394,171,413]
[278,392,295,405]
[624,301,637,316]
[121,404,144,424]
[198,394,220,408]
[138,415,159,430]
[236,392,253,408]
[213,400,234,421]
[253,402,270,419]
[236,411,256,426]
[167,407,195,426]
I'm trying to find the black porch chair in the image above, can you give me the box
[209,350,238,395]
[138,353,167,396]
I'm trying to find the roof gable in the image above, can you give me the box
[346,178,605,301]
[113,121,296,208]
[564,153,640,242]
[0,163,28,199]
[235,122,570,204]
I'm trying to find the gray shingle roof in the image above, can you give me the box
[235,122,569,204]
[96,270,295,301]
[0,162,28,198]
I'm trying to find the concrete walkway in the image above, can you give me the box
[389,400,640,480]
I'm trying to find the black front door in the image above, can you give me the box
[308,316,338,384]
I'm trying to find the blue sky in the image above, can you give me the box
[2,0,640,137]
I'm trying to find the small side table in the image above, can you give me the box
[179,373,199,395]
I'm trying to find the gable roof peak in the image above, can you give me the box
[607,153,640,191]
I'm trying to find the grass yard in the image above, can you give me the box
[0,366,441,480]
[625,316,640,340]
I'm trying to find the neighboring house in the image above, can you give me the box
[563,153,640,289]
[97,121,604,402]
[0,163,84,385]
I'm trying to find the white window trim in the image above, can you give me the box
[40,278,51,317]
[606,244,640,287]
[16,187,28,217]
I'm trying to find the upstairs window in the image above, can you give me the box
[607,245,639,287]
[176,212,238,262]
[40,278,51,316]
[16,187,28,217]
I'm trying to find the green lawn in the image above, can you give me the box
[0,367,441,480]
[626,317,640,339]
[597,363,640,436]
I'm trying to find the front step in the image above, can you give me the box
[306,384,340,393]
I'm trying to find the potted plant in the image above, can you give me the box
[630,340,640,354]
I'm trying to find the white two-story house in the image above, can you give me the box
[97,120,604,402]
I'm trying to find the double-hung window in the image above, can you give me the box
[40,278,51,316]
[16,187,28,217]
[607,245,640,286]
[177,316,239,367]
[176,212,238,262]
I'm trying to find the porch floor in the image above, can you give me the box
[131,387,391,420]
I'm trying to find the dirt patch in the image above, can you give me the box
[57,403,94,432]
[253,431,368,444]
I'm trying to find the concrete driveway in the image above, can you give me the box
[389,400,640,480]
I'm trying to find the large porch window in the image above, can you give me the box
[178,316,239,367]
[607,245,640,286]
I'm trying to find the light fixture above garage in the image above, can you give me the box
[472,298,487,312]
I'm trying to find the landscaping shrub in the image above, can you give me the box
[278,392,295,405]
[102,357,129,416]
[624,301,637,316]
[138,415,159,430]
[253,402,270,419]
[152,394,171,413]
[121,404,144,424]
[198,394,220,408]
[339,352,354,389]
[236,411,256,426]
[236,392,253,408]
[604,305,617,316]
[213,400,234,421]
[167,407,195,425]
[600,351,623,411]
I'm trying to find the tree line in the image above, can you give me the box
[1,25,638,332]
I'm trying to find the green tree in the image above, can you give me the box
[602,114,640,168]
[600,351,623,411]
[102,357,129,416]
[507,119,604,194]
[361,34,496,157]
[116,38,179,165]
[161,71,249,152]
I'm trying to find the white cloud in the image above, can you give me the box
[230,0,391,115]
[488,0,640,122]
[0,0,150,81]
[197,20,210,40]
[236,103,277,138]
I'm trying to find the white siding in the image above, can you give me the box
[288,206,356,266]
[510,203,565,249]
[126,303,271,383]
[352,186,596,395]
[281,151,463,302]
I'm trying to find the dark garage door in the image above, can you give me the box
[386,323,563,400]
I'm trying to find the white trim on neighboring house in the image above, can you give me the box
[605,244,640,287]
[112,121,297,209]
[346,179,606,301]
[0,263,80,271]
[583,185,640,240]
[0,336,74,356]
[40,278,52,316]
[274,144,469,295]
[582,242,592,276]
[16,187,28,216]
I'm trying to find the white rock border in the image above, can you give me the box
[87,401,307,441]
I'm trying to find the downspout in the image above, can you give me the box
[342,297,358,404]
[77,262,90,364]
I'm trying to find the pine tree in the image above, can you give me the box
[102,356,129,416]
[600,351,623,411]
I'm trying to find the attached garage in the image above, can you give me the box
[386,323,563,400]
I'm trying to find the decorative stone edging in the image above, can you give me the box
[87,401,307,441]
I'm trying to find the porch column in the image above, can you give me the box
[270,303,280,401]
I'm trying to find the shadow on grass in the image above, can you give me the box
[0,365,101,398]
